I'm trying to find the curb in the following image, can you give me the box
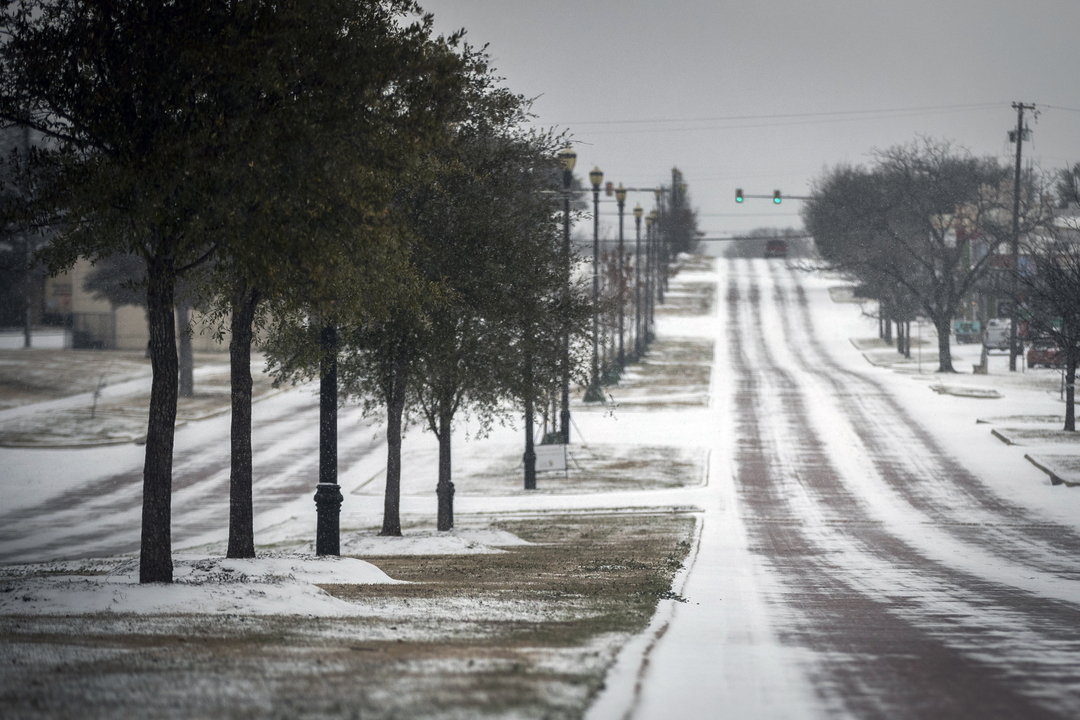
[584,512,704,720]
[992,429,1017,445]
[1024,454,1080,487]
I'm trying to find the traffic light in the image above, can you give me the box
[773,190,781,204]
[735,188,743,203]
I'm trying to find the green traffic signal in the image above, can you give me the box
[773,190,781,204]
[735,188,743,203]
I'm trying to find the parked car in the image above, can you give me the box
[983,318,1012,350]
[1027,340,1064,369]
[764,240,788,259]
[953,319,981,344]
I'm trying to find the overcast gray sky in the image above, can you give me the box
[421,0,1080,238]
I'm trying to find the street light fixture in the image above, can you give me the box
[557,146,576,443]
[633,203,643,358]
[615,183,627,369]
[585,166,604,403]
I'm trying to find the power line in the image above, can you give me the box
[555,102,1007,128]
[574,106,1009,136]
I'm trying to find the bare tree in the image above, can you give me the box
[805,139,1012,371]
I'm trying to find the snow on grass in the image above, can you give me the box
[0,553,402,617]
[339,526,532,555]
[0,522,547,617]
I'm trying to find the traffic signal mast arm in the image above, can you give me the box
[735,188,811,203]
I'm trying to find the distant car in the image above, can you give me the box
[764,240,788,259]
[953,319,981,344]
[983,318,1011,350]
[1027,340,1064,369]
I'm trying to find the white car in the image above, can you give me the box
[983,318,1012,350]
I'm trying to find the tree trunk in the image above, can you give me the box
[884,317,892,343]
[896,320,905,355]
[905,321,912,358]
[381,347,408,536]
[140,255,178,584]
[22,237,32,349]
[177,298,194,398]
[227,285,259,559]
[1066,356,1076,433]
[935,316,955,372]
[435,393,454,531]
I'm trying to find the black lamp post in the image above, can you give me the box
[315,322,342,556]
[557,146,576,443]
[615,184,627,369]
[655,185,666,304]
[585,166,604,403]
[633,203,643,358]
[652,187,660,302]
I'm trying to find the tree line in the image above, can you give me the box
[804,138,1080,430]
[0,0,592,583]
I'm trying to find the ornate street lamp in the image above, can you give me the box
[633,203,643,358]
[556,146,576,443]
[585,166,604,402]
[655,186,666,303]
[615,183,627,369]
[646,210,657,344]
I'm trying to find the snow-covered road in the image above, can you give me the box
[612,258,1080,720]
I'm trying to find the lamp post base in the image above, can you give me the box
[314,483,343,556]
[524,449,537,490]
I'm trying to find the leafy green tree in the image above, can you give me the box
[202,3,473,557]
[408,124,591,524]
[1,0,471,578]
[658,170,703,259]
[0,0,259,582]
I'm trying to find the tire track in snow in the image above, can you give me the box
[769,261,1080,571]
[729,259,1073,718]
[0,389,386,563]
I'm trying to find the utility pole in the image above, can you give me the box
[1009,102,1035,372]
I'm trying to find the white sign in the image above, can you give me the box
[535,444,567,472]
